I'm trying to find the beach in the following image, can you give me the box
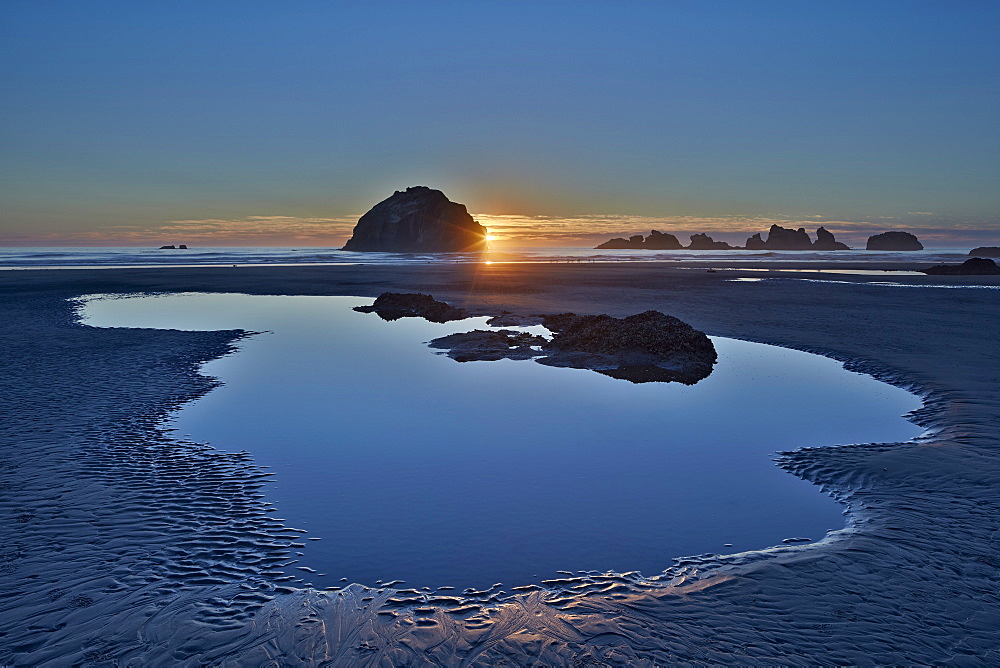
[2,261,999,665]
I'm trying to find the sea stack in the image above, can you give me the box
[866,231,923,251]
[343,186,487,252]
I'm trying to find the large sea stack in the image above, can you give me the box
[745,225,849,250]
[342,186,487,252]
[866,231,923,251]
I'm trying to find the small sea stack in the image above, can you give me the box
[969,247,1000,258]
[923,258,1000,275]
[866,231,924,251]
[342,186,487,253]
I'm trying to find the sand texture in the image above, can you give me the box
[1,262,999,665]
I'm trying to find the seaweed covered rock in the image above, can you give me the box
[923,258,1000,275]
[354,293,469,322]
[429,330,547,362]
[538,310,717,384]
[342,186,487,252]
[867,231,923,251]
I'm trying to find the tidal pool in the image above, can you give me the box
[80,293,923,591]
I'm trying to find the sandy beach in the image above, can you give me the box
[2,261,1000,665]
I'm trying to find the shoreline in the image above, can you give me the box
[2,263,999,664]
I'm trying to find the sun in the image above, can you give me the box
[485,234,498,241]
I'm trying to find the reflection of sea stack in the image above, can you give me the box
[342,186,487,252]
[866,231,923,251]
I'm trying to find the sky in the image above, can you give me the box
[1,1,998,248]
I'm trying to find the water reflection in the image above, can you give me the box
[80,293,923,590]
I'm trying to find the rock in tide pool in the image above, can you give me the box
[342,186,487,252]
[538,310,717,384]
[354,293,469,322]
[923,258,1000,275]
[429,329,547,361]
[866,231,924,251]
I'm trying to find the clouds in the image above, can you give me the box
[1,210,995,249]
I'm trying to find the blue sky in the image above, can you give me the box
[1,1,998,246]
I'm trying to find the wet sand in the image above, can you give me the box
[2,262,999,665]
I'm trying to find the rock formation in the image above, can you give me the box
[969,247,1000,258]
[429,330,547,362]
[812,227,850,250]
[538,310,717,384]
[394,294,717,385]
[353,293,469,323]
[923,258,1000,275]
[866,231,923,251]
[342,186,487,252]
[595,230,682,250]
[687,233,735,250]
[744,225,849,250]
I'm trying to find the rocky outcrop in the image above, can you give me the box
[744,225,849,250]
[813,227,850,250]
[407,296,717,384]
[923,258,1000,275]
[866,231,923,251]
[687,233,735,250]
[429,330,547,362]
[595,230,682,250]
[762,225,813,250]
[744,233,766,250]
[353,293,469,323]
[538,310,717,384]
[342,186,487,252]
[969,247,1000,258]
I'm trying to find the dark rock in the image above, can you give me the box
[178,244,188,249]
[643,230,683,250]
[746,225,848,250]
[923,258,1000,275]
[159,245,176,249]
[812,227,850,250]
[342,186,487,252]
[866,231,924,251]
[429,330,547,362]
[762,224,814,250]
[744,233,766,250]
[687,233,735,250]
[354,292,469,323]
[594,237,636,249]
[969,247,1000,258]
[538,310,717,384]
[595,229,683,250]
[485,313,546,327]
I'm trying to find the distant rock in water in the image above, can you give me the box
[969,247,1000,258]
[744,233,766,250]
[595,230,682,250]
[745,225,849,250]
[923,258,1000,275]
[867,231,924,251]
[687,233,735,250]
[354,292,469,323]
[342,186,487,252]
[812,227,850,250]
[761,225,813,250]
[159,245,176,249]
[539,310,717,384]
